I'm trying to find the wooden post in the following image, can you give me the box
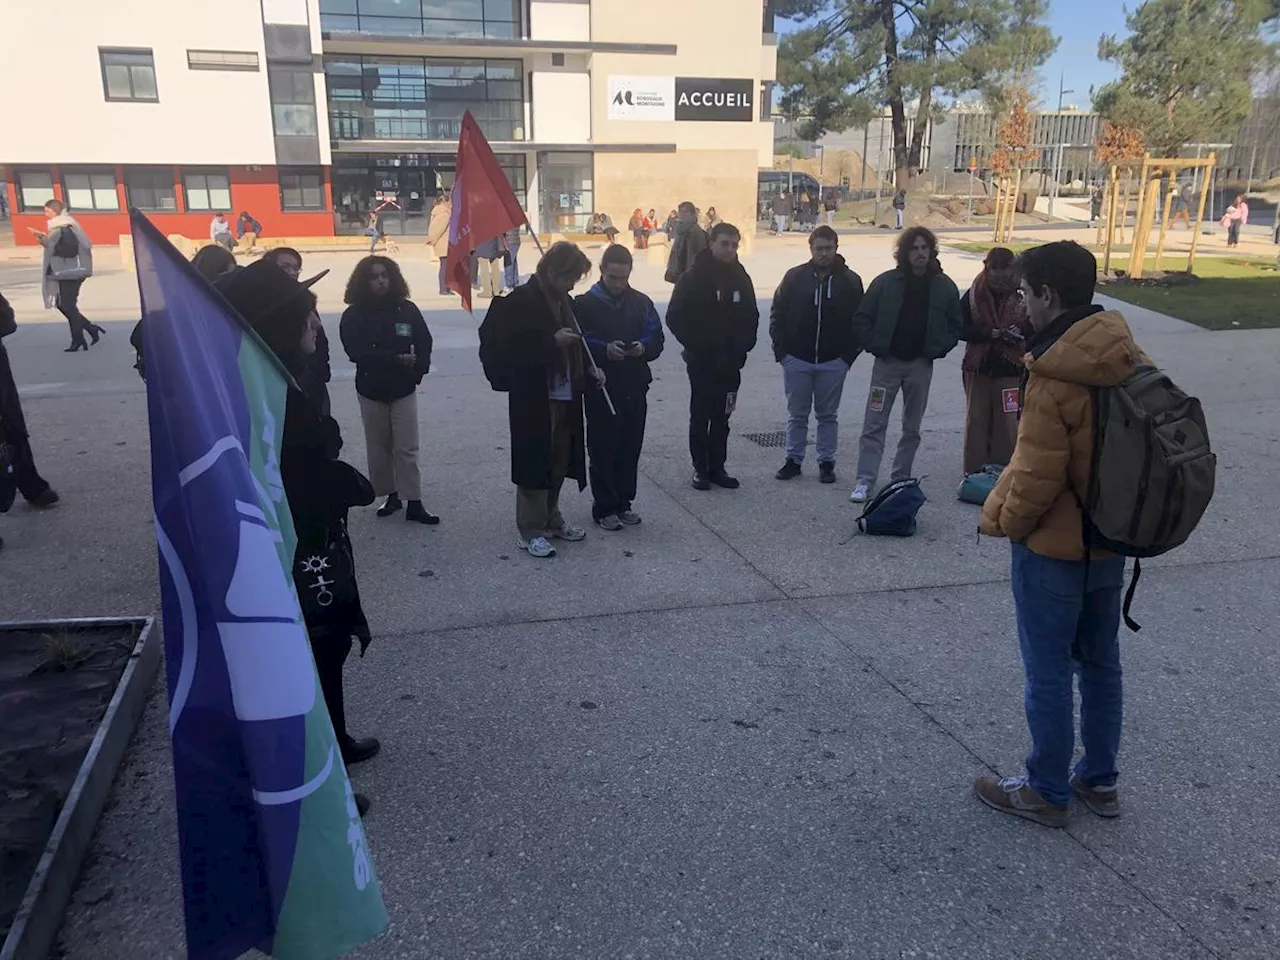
[1117,168,1130,245]
[1154,177,1176,272]
[1129,178,1161,280]
[1130,155,1151,254]
[1007,168,1023,243]
[992,178,1005,243]
[1188,153,1215,275]
[1102,165,1119,275]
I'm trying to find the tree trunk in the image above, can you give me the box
[907,25,940,186]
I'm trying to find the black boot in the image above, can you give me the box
[691,470,712,491]
[376,494,402,517]
[355,792,371,817]
[709,469,740,489]
[342,736,381,765]
[405,500,440,525]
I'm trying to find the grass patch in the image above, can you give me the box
[1100,267,1280,329]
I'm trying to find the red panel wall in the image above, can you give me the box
[5,164,335,247]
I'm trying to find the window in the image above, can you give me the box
[16,171,55,211]
[125,168,177,211]
[319,0,521,39]
[540,152,592,231]
[63,171,120,211]
[100,48,158,102]
[183,171,232,211]
[279,168,326,210]
[269,67,319,136]
[187,49,259,71]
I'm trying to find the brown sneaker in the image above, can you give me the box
[974,775,1068,828]
[1070,775,1121,818]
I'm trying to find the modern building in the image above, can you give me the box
[1,0,776,247]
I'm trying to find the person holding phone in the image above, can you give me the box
[575,244,664,530]
[959,246,1034,476]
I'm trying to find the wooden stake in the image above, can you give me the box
[1188,153,1215,275]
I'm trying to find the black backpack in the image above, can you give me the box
[52,225,80,259]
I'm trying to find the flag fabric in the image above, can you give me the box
[133,210,388,960]
[447,110,529,311]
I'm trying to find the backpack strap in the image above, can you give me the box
[1122,559,1143,632]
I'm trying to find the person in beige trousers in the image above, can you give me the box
[339,256,439,524]
[426,194,452,295]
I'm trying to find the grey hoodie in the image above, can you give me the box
[40,214,94,307]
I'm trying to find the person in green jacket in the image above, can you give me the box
[849,227,962,503]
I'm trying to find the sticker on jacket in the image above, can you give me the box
[869,386,887,413]
[1002,387,1020,414]
[395,322,412,338]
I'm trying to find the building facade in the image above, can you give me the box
[1,0,776,246]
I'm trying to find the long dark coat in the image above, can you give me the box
[484,276,588,491]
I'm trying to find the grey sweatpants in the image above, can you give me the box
[854,356,934,486]
[782,355,848,463]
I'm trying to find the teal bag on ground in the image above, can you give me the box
[958,464,1004,505]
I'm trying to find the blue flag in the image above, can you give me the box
[134,211,388,960]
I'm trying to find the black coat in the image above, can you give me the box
[769,255,864,364]
[482,276,589,491]
[296,324,333,414]
[666,250,759,376]
[338,298,432,402]
[0,295,26,443]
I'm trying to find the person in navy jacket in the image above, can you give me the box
[574,244,664,529]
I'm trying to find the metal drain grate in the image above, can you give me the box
[742,430,812,448]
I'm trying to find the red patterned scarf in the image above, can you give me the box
[962,270,1033,374]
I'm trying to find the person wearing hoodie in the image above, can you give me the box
[976,241,1146,829]
[426,194,453,295]
[848,226,962,503]
[338,256,437,525]
[264,246,333,416]
[575,244,664,530]
[216,259,380,815]
[664,201,709,284]
[34,200,102,352]
[666,222,759,491]
[769,226,864,484]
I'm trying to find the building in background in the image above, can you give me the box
[1,0,776,247]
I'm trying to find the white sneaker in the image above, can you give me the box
[519,536,556,558]
[849,481,871,503]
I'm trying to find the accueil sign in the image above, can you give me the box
[607,76,754,122]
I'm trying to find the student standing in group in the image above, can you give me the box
[338,256,438,525]
[976,241,1148,828]
[264,246,333,416]
[959,246,1033,476]
[426,194,453,295]
[770,225,863,485]
[666,222,759,491]
[480,242,606,559]
[665,201,708,284]
[848,226,962,503]
[34,200,102,353]
[575,245,664,530]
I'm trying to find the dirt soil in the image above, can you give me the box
[0,624,139,941]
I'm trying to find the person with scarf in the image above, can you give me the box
[34,200,103,352]
[216,260,380,814]
[481,242,606,558]
[666,222,759,490]
[959,246,1034,476]
[665,201,709,284]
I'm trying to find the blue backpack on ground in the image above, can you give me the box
[857,478,926,536]
[958,464,1004,505]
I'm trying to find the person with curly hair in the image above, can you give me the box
[338,256,437,524]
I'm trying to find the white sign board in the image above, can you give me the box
[607,75,675,121]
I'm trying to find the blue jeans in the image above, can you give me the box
[782,355,848,463]
[1010,543,1126,806]
[504,250,519,289]
[894,209,904,229]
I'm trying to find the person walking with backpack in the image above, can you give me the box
[959,246,1033,476]
[34,200,103,352]
[848,227,961,503]
[575,244,664,530]
[770,225,863,485]
[338,255,438,526]
[666,222,759,491]
[975,241,1149,828]
[665,201,708,284]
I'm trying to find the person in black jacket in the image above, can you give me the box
[666,222,759,490]
[769,226,864,483]
[575,244,664,530]
[338,256,437,525]
[216,260,380,815]
[263,247,333,415]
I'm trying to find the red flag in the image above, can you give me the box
[447,111,528,312]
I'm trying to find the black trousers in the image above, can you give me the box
[55,279,92,347]
[586,388,647,520]
[11,436,52,503]
[311,631,354,747]
[686,359,739,475]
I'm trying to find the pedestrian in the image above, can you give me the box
[34,199,103,352]
[210,212,235,251]
[976,241,1146,828]
[502,225,522,290]
[1170,181,1193,229]
[236,210,262,240]
[848,226,962,503]
[629,208,648,249]
[575,244,664,530]
[426,193,452,295]
[770,225,864,485]
[338,256,438,525]
[823,191,838,227]
[892,189,907,230]
[1089,183,1104,226]
[666,222,759,491]
[475,234,504,298]
[480,242,606,559]
[705,206,722,233]
[1222,194,1248,247]
[664,209,679,242]
[771,191,792,235]
[365,208,385,254]
[664,200,709,284]
[264,246,333,415]
[645,208,659,240]
[959,247,1033,476]
[808,192,821,227]
[218,260,380,816]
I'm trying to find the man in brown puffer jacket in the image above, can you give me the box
[975,241,1147,829]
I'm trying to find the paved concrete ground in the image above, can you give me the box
[2,235,1278,959]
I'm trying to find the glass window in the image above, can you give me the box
[183,171,232,211]
[63,171,120,211]
[279,169,326,210]
[269,68,319,136]
[16,171,56,211]
[125,168,177,210]
[541,152,592,231]
[320,0,520,38]
[100,49,158,102]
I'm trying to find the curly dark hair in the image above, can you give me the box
[894,226,940,273]
[344,255,410,305]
